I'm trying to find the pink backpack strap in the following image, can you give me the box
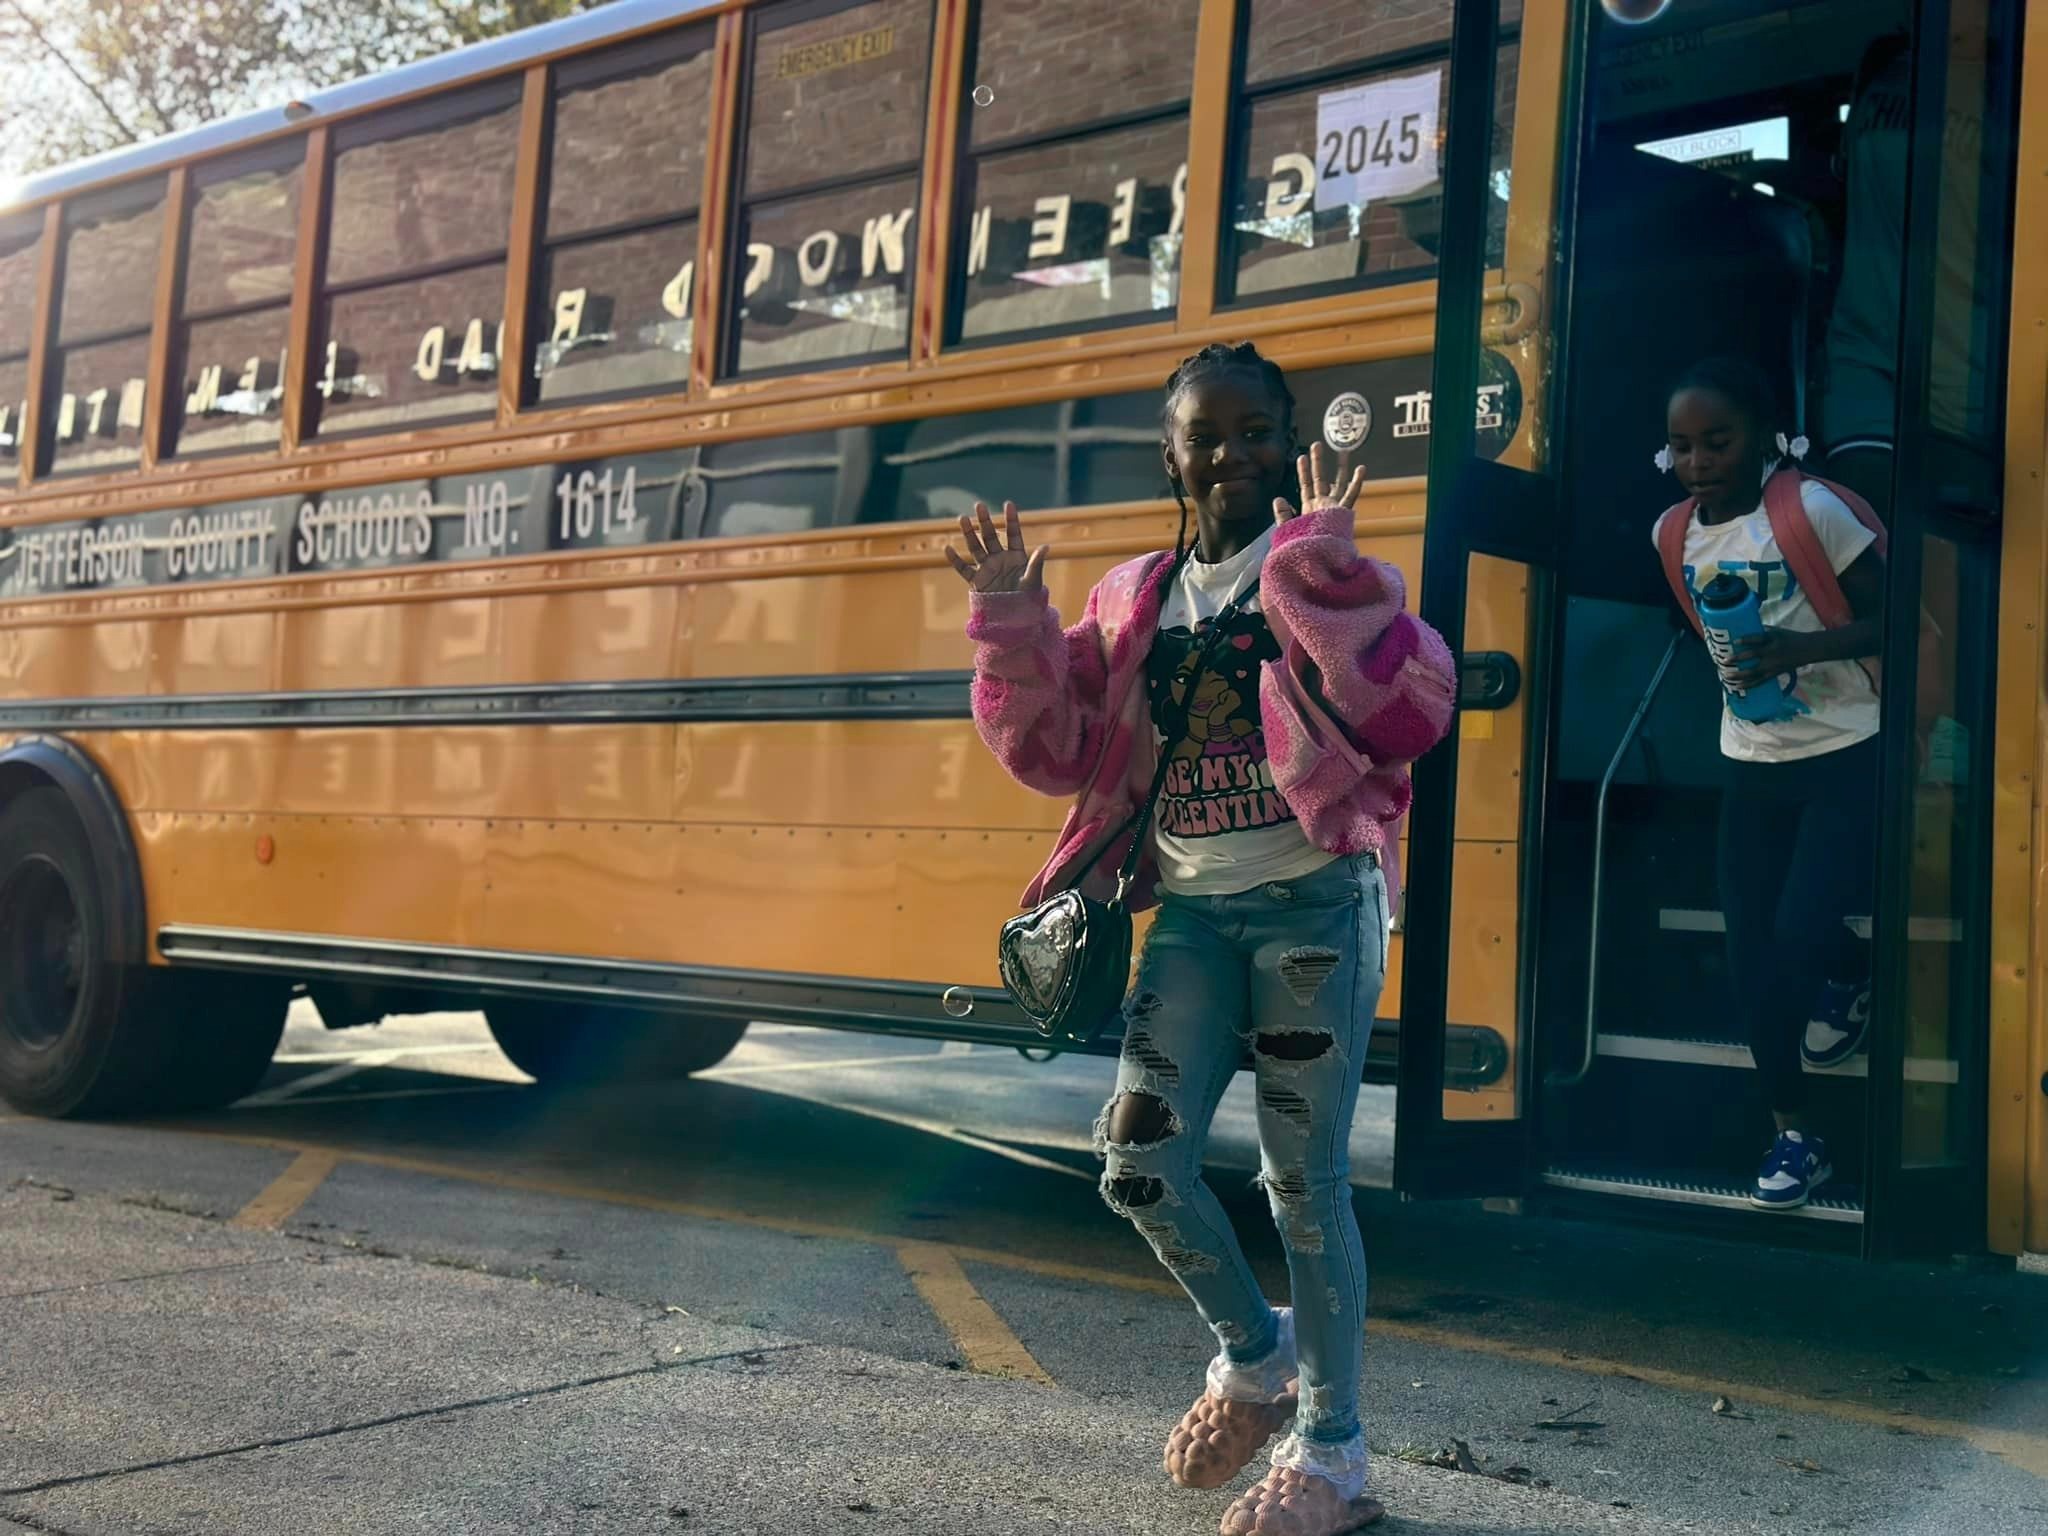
[1655,499,1705,636]
[1762,467,1886,632]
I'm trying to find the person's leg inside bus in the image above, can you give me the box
[1227,853,1384,1517]
[1718,767,1811,1128]
[1784,744,1879,1071]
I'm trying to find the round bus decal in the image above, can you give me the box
[1323,391,1373,454]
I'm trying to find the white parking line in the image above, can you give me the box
[728,1084,1094,1183]
[697,1050,953,1078]
[238,1051,403,1106]
[234,1083,519,1109]
[273,1043,501,1065]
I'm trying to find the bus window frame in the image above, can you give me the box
[163,143,307,465]
[1216,15,1523,316]
[940,0,1200,353]
[718,0,938,382]
[38,176,169,481]
[522,21,720,412]
[305,78,524,444]
[0,212,41,477]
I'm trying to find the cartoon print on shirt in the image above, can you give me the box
[1146,610,1299,840]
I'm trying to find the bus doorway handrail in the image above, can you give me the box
[1550,629,1684,1088]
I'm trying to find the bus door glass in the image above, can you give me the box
[1396,0,1563,1198]
[1863,0,2023,1258]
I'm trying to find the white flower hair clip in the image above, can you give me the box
[1775,432,1810,461]
[1653,446,1675,474]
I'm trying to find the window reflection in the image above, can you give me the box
[732,181,918,373]
[1225,27,1518,307]
[46,331,153,475]
[0,218,36,467]
[967,0,1198,146]
[727,0,932,375]
[168,148,302,459]
[0,355,30,467]
[314,263,506,435]
[536,223,699,403]
[743,0,932,198]
[313,85,518,439]
[45,182,164,475]
[533,28,714,405]
[170,307,293,458]
[0,217,41,360]
[956,119,1188,341]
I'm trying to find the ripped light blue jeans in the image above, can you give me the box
[1094,852,1385,1485]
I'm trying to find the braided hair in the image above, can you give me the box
[1160,341,1299,565]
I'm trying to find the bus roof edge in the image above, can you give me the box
[2,0,724,215]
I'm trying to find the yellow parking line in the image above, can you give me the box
[174,1128,2048,1478]
[897,1240,1053,1385]
[230,1149,340,1231]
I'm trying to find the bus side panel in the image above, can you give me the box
[0,617,153,699]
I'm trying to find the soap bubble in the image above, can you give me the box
[971,84,994,107]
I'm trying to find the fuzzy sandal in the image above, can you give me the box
[1219,1466,1385,1535]
[1164,1382,1300,1490]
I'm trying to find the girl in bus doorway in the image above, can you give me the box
[948,342,1455,1535]
[1651,357,1884,1211]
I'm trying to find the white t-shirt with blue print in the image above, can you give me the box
[1653,479,1880,764]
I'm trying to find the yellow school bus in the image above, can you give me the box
[0,0,2041,1267]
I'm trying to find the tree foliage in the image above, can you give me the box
[0,1,600,183]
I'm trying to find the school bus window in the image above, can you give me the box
[0,217,36,467]
[1242,0,1522,88]
[965,0,1200,148]
[311,82,520,437]
[728,0,933,376]
[167,149,303,459]
[951,0,1196,345]
[743,0,932,199]
[533,26,716,406]
[731,180,919,373]
[954,117,1192,344]
[43,179,165,476]
[1225,28,1518,307]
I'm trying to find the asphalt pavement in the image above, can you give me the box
[2,1004,2044,1535]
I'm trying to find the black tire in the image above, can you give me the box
[484,1002,748,1085]
[0,788,159,1117]
[155,972,292,1111]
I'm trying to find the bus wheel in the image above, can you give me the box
[156,973,292,1111]
[0,788,157,1117]
[484,1003,749,1085]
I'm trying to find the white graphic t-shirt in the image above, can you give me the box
[1146,528,1333,896]
[1653,478,1880,763]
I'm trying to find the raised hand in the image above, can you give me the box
[1273,441,1367,524]
[946,500,1048,594]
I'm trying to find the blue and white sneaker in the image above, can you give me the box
[1751,1130,1831,1211]
[1803,980,1872,1068]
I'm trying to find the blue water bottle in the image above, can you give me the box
[1694,573,1799,723]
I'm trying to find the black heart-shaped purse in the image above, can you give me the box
[995,577,1259,1049]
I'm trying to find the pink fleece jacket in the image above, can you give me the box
[965,506,1457,916]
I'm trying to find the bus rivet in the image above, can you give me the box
[255,835,275,865]
[941,986,974,1019]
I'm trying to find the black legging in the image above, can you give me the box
[1716,739,1877,1114]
